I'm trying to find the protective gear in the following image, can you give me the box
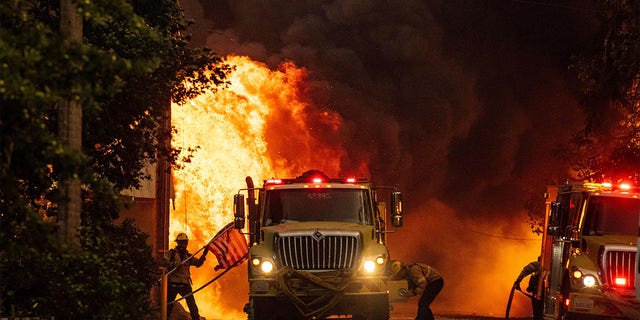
[175,233,189,241]
[164,243,206,320]
[391,260,404,276]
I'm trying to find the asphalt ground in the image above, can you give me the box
[169,300,527,320]
[390,300,523,320]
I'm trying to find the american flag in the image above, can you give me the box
[207,222,248,270]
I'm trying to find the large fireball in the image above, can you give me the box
[170,55,352,318]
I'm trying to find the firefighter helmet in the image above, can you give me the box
[390,260,405,276]
[175,233,189,241]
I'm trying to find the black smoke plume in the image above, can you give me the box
[181,0,599,316]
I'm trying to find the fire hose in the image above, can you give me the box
[276,266,352,319]
[504,284,537,320]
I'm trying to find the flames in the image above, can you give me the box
[169,55,537,318]
[170,55,352,318]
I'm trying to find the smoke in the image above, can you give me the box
[179,0,598,317]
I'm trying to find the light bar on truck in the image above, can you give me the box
[619,183,631,191]
[585,181,637,193]
[263,171,370,186]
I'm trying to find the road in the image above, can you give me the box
[172,300,522,320]
[390,301,517,320]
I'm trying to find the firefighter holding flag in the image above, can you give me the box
[163,223,248,319]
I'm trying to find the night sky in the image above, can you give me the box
[180,0,602,315]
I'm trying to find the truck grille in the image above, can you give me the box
[602,249,636,289]
[276,231,360,270]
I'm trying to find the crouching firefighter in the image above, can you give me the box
[164,232,208,320]
[391,260,444,320]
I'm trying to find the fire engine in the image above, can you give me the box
[232,170,405,320]
[539,180,640,319]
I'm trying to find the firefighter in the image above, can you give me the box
[165,232,208,320]
[391,260,444,320]
[514,257,543,320]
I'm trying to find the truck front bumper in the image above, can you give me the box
[249,276,388,296]
[568,292,640,319]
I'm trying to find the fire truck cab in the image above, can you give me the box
[233,170,404,320]
[540,181,640,319]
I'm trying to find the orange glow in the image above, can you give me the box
[170,55,359,318]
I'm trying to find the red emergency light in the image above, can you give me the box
[597,181,635,192]
[614,277,628,287]
[312,177,323,183]
[345,177,356,183]
[266,179,282,184]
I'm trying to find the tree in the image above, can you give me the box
[568,0,640,183]
[0,0,231,317]
[519,1,639,234]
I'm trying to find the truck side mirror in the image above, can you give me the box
[391,191,403,227]
[234,194,245,229]
[547,202,561,236]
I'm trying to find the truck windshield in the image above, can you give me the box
[583,196,640,236]
[263,189,372,225]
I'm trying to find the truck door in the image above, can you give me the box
[544,189,583,317]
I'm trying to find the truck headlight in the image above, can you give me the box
[260,261,274,273]
[362,256,386,273]
[583,275,596,287]
[570,266,597,288]
[251,257,274,274]
[363,260,376,273]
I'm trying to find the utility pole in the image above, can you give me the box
[58,0,83,247]
[156,99,171,259]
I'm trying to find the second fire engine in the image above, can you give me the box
[538,180,640,319]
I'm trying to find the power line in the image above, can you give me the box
[511,0,598,12]
[458,225,541,241]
